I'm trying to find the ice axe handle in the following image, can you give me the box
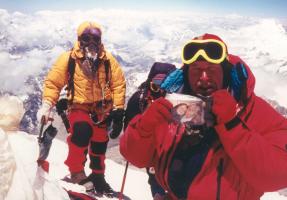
[38,117,45,143]
[38,117,54,143]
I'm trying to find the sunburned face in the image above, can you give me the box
[188,61,223,96]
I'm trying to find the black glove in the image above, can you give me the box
[108,109,125,139]
[55,98,70,132]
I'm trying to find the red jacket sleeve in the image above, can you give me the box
[215,96,287,191]
[120,115,155,168]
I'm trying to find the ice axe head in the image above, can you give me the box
[38,124,58,144]
[37,124,58,163]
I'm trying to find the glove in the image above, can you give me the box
[55,99,70,132]
[37,101,53,124]
[211,90,238,124]
[108,109,125,139]
[137,97,173,136]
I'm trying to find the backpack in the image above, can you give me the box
[66,53,110,104]
[123,62,176,130]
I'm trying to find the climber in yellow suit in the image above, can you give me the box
[37,21,126,194]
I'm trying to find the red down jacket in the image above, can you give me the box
[120,54,287,200]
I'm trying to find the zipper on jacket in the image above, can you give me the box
[216,158,224,200]
[160,124,183,199]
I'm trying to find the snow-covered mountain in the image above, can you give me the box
[0,8,287,132]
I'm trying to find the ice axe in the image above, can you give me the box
[37,117,57,172]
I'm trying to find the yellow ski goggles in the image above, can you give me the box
[181,39,227,64]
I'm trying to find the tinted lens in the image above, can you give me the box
[150,82,160,92]
[80,27,101,44]
[80,34,101,43]
[183,43,201,60]
[152,79,162,85]
[80,34,91,43]
[204,42,223,59]
[90,35,101,43]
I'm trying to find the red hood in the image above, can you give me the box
[193,33,229,54]
[228,54,255,100]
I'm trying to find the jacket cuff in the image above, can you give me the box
[43,99,54,107]
[224,117,241,130]
[214,119,246,154]
[43,97,56,107]
[215,116,242,139]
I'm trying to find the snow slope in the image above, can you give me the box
[0,93,151,199]
[1,129,286,200]
[0,95,285,200]
[4,131,152,200]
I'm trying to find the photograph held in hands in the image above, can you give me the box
[165,93,205,125]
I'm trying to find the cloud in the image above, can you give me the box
[0,9,286,107]
[0,46,65,93]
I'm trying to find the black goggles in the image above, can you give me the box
[79,27,101,43]
[79,34,101,44]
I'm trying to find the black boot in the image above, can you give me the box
[85,173,114,194]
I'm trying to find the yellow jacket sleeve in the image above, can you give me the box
[107,52,126,109]
[43,51,69,105]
